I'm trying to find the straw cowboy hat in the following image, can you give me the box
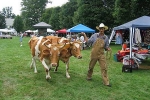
[96,23,108,30]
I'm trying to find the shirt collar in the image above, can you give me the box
[97,33,106,39]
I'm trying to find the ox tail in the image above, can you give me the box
[28,38,32,49]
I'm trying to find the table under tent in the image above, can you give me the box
[109,16,150,72]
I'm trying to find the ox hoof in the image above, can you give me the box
[66,75,70,79]
[54,69,58,72]
[34,70,37,73]
[46,76,51,80]
[34,71,37,73]
[30,66,33,69]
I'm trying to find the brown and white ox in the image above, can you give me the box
[46,36,82,78]
[28,36,64,80]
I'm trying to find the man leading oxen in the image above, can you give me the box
[28,36,65,80]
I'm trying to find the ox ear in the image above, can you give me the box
[42,49,50,56]
[60,49,68,54]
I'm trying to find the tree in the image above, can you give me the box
[21,0,48,30]
[0,13,6,28]
[1,7,16,18]
[13,15,24,33]
[59,0,78,29]
[73,0,115,31]
[49,7,61,30]
[113,0,132,25]
[130,0,150,19]
[40,8,54,24]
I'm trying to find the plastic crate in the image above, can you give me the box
[113,54,118,62]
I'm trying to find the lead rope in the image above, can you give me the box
[106,48,112,60]
[105,48,112,69]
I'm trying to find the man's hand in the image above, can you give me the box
[107,47,111,51]
[81,32,85,36]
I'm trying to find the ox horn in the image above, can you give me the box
[42,39,52,48]
[57,43,66,49]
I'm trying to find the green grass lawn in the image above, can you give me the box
[0,36,150,100]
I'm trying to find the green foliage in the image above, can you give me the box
[13,15,24,33]
[113,0,150,26]
[1,37,150,99]
[73,0,115,30]
[21,0,48,30]
[59,0,78,29]
[1,7,16,18]
[19,0,150,32]
[49,7,61,30]
[40,8,54,24]
[130,0,150,19]
[0,14,6,28]
[113,0,132,25]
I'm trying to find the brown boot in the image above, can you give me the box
[86,72,92,80]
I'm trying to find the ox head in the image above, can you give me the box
[70,41,82,59]
[46,36,61,44]
[42,40,65,67]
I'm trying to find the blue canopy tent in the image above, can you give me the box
[67,24,95,33]
[109,16,150,70]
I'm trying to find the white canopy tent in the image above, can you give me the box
[29,29,55,33]
[0,28,16,33]
[33,30,38,33]
[47,28,55,33]
[25,30,33,32]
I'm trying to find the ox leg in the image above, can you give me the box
[42,60,51,80]
[66,59,70,78]
[30,58,34,69]
[54,60,59,72]
[48,63,52,72]
[30,58,37,73]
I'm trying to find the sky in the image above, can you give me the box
[0,0,69,15]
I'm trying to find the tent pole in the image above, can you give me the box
[109,29,115,45]
[129,27,134,72]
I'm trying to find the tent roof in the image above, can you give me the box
[67,24,95,33]
[56,29,67,33]
[114,16,150,30]
[33,22,51,28]
[25,30,33,33]
[47,28,55,32]
[0,28,16,33]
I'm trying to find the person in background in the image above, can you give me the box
[81,23,111,87]
[20,32,23,47]
[80,32,85,50]
[0,32,2,35]
[115,31,122,45]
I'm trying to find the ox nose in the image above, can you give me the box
[77,55,82,59]
[51,63,57,67]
